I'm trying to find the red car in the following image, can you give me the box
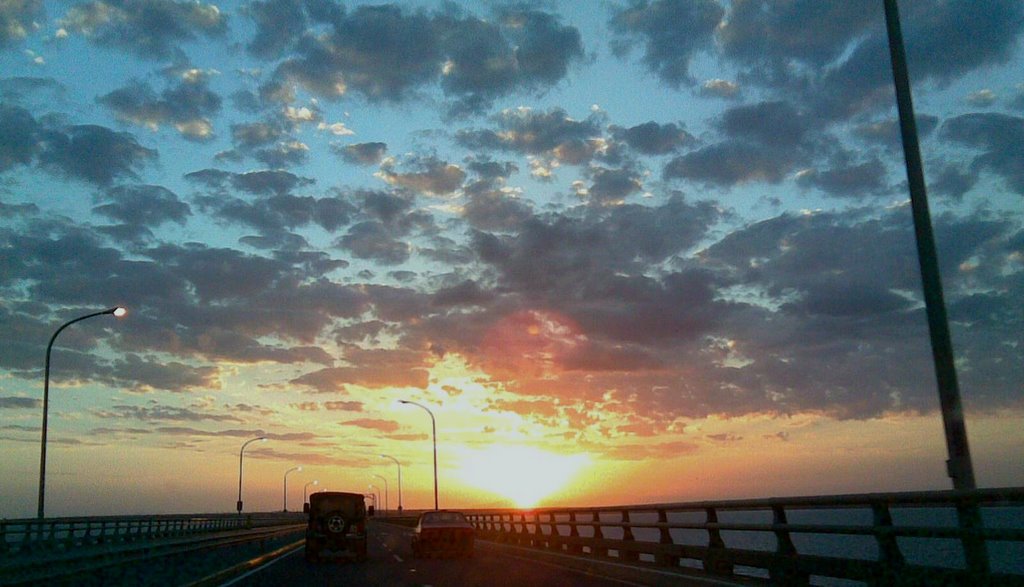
[412,510,475,558]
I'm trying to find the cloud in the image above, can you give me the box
[98,73,221,141]
[795,158,889,198]
[719,100,811,148]
[664,141,796,186]
[966,89,998,108]
[718,1,876,83]
[462,187,533,232]
[378,156,466,196]
[1,220,372,383]
[186,168,314,196]
[706,433,743,443]
[323,400,364,412]
[337,221,411,265]
[40,124,157,186]
[439,6,584,116]
[339,418,401,433]
[154,427,320,443]
[581,165,644,205]
[0,396,40,409]
[610,121,694,155]
[230,121,286,150]
[245,0,307,60]
[457,107,603,164]
[93,184,191,227]
[195,192,355,238]
[0,104,42,171]
[3,109,158,185]
[107,354,221,392]
[851,115,939,149]
[383,432,429,441]
[93,402,241,422]
[0,0,43,48]
[810,1,1024,120]
[700,78,740,99]
[59,0,227,59]
[609,0,724,87]
[336,142,387,166]
[431,280,495,309]
[941,113,1024,194]
[291,349,431,392]
[263,4,583,116]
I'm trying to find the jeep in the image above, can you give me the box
[304,491,368,562]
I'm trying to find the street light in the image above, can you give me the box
[370,483,382,514]
[303,480,319,505]
[37,306,127,519]
[283,466,302,512]
[381,454,403,514]
[372,474,389,516]
[399,399,438,510]
[237,436,267,513]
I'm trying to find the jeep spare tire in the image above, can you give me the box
[324,511,349,534]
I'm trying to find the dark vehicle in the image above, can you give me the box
[305,491,368,562]
[411,510,475,558]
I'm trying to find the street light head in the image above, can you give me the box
[260,437,268,442]
[112,307,128,317]
[313,480,319,485]
[297,466,302,472]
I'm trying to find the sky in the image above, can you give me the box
[0,0,1022,518]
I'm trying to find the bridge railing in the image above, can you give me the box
[465,487,1024,585]
[0,512,303,558]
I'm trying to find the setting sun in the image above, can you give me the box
[455,446,590,507]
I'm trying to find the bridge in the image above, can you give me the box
[3,487,1023,586]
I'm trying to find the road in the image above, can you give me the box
[228,519,650,587]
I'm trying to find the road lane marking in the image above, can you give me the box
[394,555,403,562]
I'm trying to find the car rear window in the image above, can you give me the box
[313,495,364,517]
[423,512,468,523]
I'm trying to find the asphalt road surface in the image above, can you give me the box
[229,519,648,587]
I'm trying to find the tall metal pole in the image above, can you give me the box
[369,485,381,515]
[373,474,389,516]
[882,0,976,492]
[38,306,126,519]
[400,400,438,510]
[883,1,987,578]
[237,436,266,513]
[283,466,301,512]
[304,480,318,505]
[382,454,403,513]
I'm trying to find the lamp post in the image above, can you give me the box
[283,466,302,512]
[237,436,267,513]
[369,484,381,515]
[381,454,403,514]
[372,475,389,516]
[883,0,986,578]
[399,399,438,510]
[303,480,318,506]
[37,306,127,519]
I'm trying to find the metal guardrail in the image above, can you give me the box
[0,512,305,585]
[465,487,1024,585]
[0,512,302,557]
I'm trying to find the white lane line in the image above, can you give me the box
[220,545,302,586]
[393,554,403,562]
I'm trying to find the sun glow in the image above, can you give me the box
[455,446,590,507]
